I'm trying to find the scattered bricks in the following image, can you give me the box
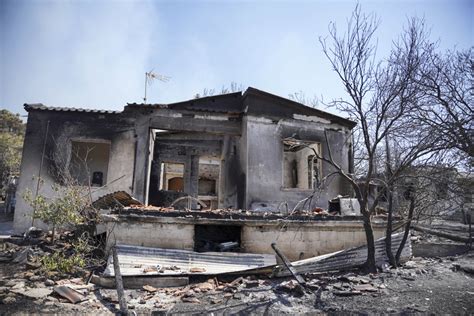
[143,285,157,293]
[275,280,305,297]
[196,281,214,292]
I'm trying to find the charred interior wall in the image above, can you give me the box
[131,107,244,209]
[13,110,135,233]
[244,115,353,211]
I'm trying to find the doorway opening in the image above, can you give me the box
[194,224,241,252]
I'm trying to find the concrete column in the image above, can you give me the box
[132,118,151,203]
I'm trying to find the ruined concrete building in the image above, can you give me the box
[13,88,381,259]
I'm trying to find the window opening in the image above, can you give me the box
[283,140,322,189]
[159,162,184,191]
[69,140,110,186]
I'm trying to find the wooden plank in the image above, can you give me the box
[271,243,306,286]
[274,232,412,277]
[104,244,276,277]
[149,116,241,135]
[112,246,129,315]
[91,275,189,289]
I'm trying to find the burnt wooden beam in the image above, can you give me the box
[149,116,241,135]
[112,246,129,316]
[271,242,306,287]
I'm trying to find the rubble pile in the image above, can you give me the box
[1,248,473,313]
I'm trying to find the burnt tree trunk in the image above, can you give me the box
[396,196,415,265]
[385,190,397,267]
[361,205,377,273]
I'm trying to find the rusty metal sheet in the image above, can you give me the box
[274,232,412,277]
[54,286,87,304]
[103,245,277,277]
[92,191,143,210]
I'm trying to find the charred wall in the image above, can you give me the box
[13,109,136,233]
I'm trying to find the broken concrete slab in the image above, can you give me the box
[19,288,53,299]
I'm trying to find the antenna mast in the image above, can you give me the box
[143,70,170,104]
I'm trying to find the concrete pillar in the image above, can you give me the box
[132,118,151,203]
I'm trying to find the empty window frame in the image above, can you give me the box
[283,140,322,189]
[69,140,110,186]
[198,156,220,210]
[159,162,185,191]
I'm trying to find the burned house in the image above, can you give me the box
[13,87,388,259]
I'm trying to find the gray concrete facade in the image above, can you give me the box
[13,87,356,233]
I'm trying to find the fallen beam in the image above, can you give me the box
[273,232,412,277]
[411,224,470,243]
[112,246,129,315]
[271,243,306,286]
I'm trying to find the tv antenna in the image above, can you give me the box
[143,70,170,104]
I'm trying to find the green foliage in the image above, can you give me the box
[40,251,86,274]
[23,183,89,233]
[0,110,25,191]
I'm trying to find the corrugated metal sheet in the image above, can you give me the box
[274,232,412,276]
[24,103,120,114]
[92,191,143,209]
[103,245,277,277]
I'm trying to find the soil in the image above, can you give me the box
[1,251,473,315]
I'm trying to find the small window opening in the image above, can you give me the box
[69,141,110,186]
[198,157,220,210]
[194,224,241,252]
[159,162,184,191]
[283,140,322,189]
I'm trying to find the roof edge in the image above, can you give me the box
[243,87,357,128]
[24,103,121,114]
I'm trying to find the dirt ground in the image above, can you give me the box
[1,250,473,315]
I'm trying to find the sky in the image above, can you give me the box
[0,0,472,117]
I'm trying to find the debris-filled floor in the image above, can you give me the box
[1,231,473,314]
[1,252,473,314]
